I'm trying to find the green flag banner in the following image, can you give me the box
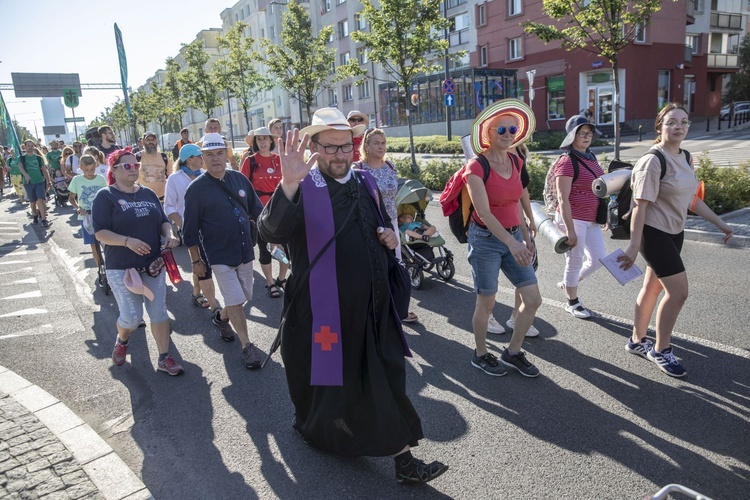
[114,23,133,118]
[0,92,22,159]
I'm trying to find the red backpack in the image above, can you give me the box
[439,155,491,244]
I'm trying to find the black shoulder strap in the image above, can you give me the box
[475,154,491,183]
[684,150,692,165]
[646,149,668,180]
[206,172,250,215]
[565,151,581,183]
[135,151,142,162]
[161,152,169,167]
[20,155,25,167]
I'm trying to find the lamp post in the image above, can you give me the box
[443,0,452,141]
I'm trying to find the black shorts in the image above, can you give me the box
[640,224,685,278]
[257,234,289,266]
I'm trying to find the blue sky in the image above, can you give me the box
[1,0,227,135]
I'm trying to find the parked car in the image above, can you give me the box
[720,101,750,121]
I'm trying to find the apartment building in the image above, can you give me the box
[476,0,748,133]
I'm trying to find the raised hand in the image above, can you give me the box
[278,129,319,201]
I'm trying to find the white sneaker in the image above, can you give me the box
[565,301,591,319]
[505,316,540,337]
[487,316,506,334]
[556,281,566,291]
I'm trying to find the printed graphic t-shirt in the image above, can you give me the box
[69,174,108,220]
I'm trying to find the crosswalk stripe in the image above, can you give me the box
[3,290,42,300]
[0,308,48,318]
[0,268,33,276]
[9,278,37,284]
[0,260,29,265]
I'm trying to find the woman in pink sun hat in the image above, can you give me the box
[463,99,543,379]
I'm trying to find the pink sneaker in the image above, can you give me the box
[112,339,128,366]
[157,354,184,376]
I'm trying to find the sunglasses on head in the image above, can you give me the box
[116,163,140,170]
[497,125,519,136]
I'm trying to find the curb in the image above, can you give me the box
[683,228,750,248]
[0,365,154,500]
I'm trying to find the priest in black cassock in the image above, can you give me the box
[258,108,448,484]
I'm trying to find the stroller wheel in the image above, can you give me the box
[421,261,434,271]
[437,260,455,281]
[409,266,424,290]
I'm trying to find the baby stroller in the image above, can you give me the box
[51,170,70,207]
[395,179,455,289]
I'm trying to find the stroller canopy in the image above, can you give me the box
[395,179,433,216]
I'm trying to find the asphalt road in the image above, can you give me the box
[0,193,748,499]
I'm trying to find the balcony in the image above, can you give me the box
[687,0,695,25]
[449,28,469,47]
[684,45,693,64]
[710,12,742,30]
[707,53,738,68]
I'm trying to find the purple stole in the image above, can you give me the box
[299,168,410,387]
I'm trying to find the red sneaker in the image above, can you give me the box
[157,354,184,376]
[112,339,128,366]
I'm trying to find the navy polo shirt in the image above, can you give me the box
[183,169,263,267]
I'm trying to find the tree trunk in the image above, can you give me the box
[612,58,621,159]
[244,108,251,133]
[404,88,418,175]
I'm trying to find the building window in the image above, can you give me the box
[686,35,700,54]
[694,0,704,13]
[448,13,469,46]
[657,70,670,110]
[634,22,646,43]
[479,46,488,67]
[329,88,338,106]
[330,61,336,74]
[509,37,523,61]
[328,31,334,43]
[508,0,522,17]
[477,4,486,26]
[343,84,353,101]
[355,12,367,30]
[547,76,565,120]
[270,26,276,39]
[358,81,371,99]
[337,0,346,4]
[324,0,332,12]
[447,0,467,8]
[340,52,350,66]
[357,47,368,64]
[338,20,349,39]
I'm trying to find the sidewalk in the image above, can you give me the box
[0,366,152,500]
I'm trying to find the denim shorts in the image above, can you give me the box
[107,269,169,329]
[467,223,538,296]
[80,219,96,245]
[24,182,46,203]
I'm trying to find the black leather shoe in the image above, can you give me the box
[395,458,448,484]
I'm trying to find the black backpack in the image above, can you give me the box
[135,151,169,168]
[608,148,691,240]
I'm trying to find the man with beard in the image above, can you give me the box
[136,131,171,200]
[258,108,448,484]
[97,126,122,158]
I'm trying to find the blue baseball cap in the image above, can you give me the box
[179,144,202,162]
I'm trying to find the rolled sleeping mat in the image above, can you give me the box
[461,134,474,161]
[531,202,571,254]
[592,169,631,198]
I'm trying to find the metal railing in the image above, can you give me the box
[707,53,739,68]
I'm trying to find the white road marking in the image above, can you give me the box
[0,308,48,318]
[10,277,37,284]
[2,290,42,300]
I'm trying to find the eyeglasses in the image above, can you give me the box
[313,141,355,155]
[577,132,594,139]
[496,125,519,136]
[116,163,140,170]
[348,117,364,123]
[665,120,692,128]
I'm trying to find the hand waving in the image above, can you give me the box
[278,129,319,200]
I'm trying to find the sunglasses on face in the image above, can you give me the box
[348,117,364,123]
[116,163,140,170]
[496,125,519,136]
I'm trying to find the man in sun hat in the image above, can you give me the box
[183,133,265,369]
[463,98,544,379]
[258,108,449,484]
[347,110,370,162]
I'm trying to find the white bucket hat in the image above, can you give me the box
[199,133,227,151]
[244,127,280,147]
[300,108,365,139]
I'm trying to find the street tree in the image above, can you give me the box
[215,21,272,131]
[352,0,451,172]
[726,36,750,103]
[180,39,221,119]
[164,57,187,128]
[523,0,665,159]
[261,1,359,126]
[130,89,157,138]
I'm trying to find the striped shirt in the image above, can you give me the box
[553,150,604,222]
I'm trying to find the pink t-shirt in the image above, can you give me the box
[553,152,604,222]
[462,153,523,229]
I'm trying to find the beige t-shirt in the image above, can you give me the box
[630,143,698,235]
[137,152,171,199]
